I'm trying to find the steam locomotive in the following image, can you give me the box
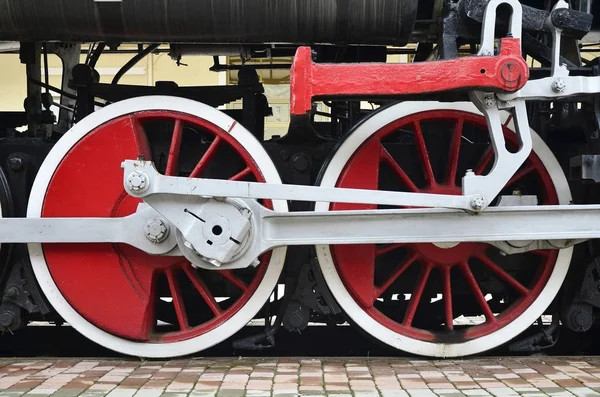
[0,0,599,357]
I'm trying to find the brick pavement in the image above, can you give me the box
[0,357,600,396]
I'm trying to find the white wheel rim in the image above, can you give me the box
[27,96,287,358]
[315,101,573,358]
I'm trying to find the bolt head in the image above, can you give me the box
[571,309,592,331]
[4,287,18,300]
[551,78,566,93]
[470,196,485,211]
[143,218,169,243]
[127,171,148,192]
[8,157,23,172]
[0,311,14,328]
[280,150,290,161]
[585,157,595,166]
[292,154,309,172]
[483,96,495,107]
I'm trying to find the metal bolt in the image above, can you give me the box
[4,287,18,300]
[585,156,595,166]
[465,169,475,177]
[551,78,566,93]
[292,154,309,172]
[143,218,169,244]
[470,196,485,211]
[126,171,148,192]
[571,309,592,332]
[500,62,520,85]
[583,289,595,300]
[8,157,23,172]
[483,95,495,107]
[0,311,14,328]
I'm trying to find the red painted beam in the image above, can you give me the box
[290,38,528,116]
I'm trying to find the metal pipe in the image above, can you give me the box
[111,43,159,85]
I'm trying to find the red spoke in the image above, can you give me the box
[475,253,530,296]
[506,164,535,187]
[379,144,419,192]
[531,250,551,258]
[459,261,495,322]
[374,251,419,300]
[413,121,436,186]
[218,270,248,292]
[376,243,406,256]
[445,118,464,185]
[165,119,183,176]
[130,116,152,159]
[165,268,189,330]
[189,136,222,178]
[402,261,432,326]
[503,114,513,127]
[182,266,223,316]
[229,167,252,181]
[441,266,454,331]
[474,147,494,175]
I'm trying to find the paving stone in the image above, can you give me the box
[189,392,217,397]
[131,391,163,397]
[10,356,600,396]
[52,388,88,397]
[566,387,600,397]
[462,389,492,396]
[216,390,245,397]
[105,388,137,397]
[381,391,410,397]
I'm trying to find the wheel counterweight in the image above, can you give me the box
[315,102,573,357]
[27,96,287,357]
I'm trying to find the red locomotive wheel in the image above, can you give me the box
[316,102,572,357]
[28,97,287,357]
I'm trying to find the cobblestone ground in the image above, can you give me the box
[1,357,600,397]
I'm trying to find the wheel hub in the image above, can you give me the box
[415,243,481,265]
[432,242,460,249]
[174,199,255,269]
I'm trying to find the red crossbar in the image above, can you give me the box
[290,38,528,116]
